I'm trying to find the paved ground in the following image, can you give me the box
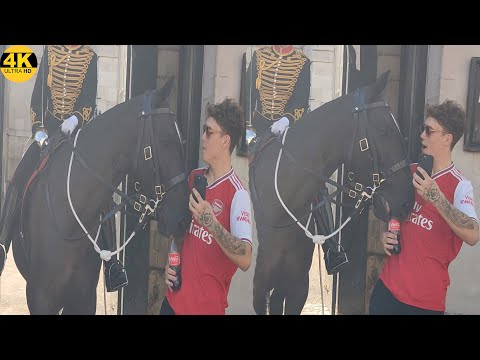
[0,245,330,315]
[0,252,117,315]
[301,245,331,315]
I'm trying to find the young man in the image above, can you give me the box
[369,99,479,315]
[162,98,252,315]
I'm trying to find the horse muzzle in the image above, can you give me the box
[373,191,413,223]
[372,193,390,223]
[156,208,191,240]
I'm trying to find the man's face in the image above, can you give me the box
[420,117,450,157]
[201,116,228,164]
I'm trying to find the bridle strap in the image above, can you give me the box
[164,172,187,192]
[386,159,409,178]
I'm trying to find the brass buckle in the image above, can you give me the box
[349,190,357,198]
[139,194,146,204]
[359,138,369,152]
[144,146,152,160]
[134,202,141,212]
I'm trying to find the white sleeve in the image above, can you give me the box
[454,180,478,223]
[230,189,253,246]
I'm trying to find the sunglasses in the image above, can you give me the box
[422,124,446,137]
[203,124,226,138]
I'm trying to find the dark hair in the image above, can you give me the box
[425,99,466,150]
[206,98,244,154]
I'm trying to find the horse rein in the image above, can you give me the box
[274,127,352,245]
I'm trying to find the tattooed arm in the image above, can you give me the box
[189,189,252,271]
[414,169,479,246]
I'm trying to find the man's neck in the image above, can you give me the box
[206,157,232,183]
[433,152,453,174]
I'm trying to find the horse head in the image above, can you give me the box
[346,71,414,222]
[129,84,191,240]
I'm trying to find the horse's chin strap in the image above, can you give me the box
[274,128,366,245]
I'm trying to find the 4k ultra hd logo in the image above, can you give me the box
[1,45,38,82]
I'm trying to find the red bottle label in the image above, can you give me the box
[388,219,400,232]
[169,252,180,266]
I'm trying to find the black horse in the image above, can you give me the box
[6,84,190,315]
[249,71,415,315]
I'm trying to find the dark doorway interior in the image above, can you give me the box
[398,45,428,162]
[177,45,204,174]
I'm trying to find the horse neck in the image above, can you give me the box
[278,102,350,210]
[74,103,139,195]
[287,105,349,179]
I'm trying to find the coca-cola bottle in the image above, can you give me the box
[168,239,181,291]
[388,218,401,255]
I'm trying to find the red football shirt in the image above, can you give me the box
[380,163,478,311]
[167,167,252,314]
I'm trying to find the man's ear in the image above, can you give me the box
[445,133,453,147]
[225,134,231,149]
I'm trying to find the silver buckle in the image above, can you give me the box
[139,194,146,204]
[134,202,141,212]
[355,198,362,209]
[144,146,152,160]
[355,183,363,192]
[155,185,164,195]
[359,138,369,152]
[349,190,357,198]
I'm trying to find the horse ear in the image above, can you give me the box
[369,70,390,98]
[157,76,175,101]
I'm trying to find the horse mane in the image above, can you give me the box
[289,70,391,133]
[82,77,175,136]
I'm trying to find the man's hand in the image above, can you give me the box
[165,264,177,292]
[413,167,441,204]
[61,115,79,135]
[189,188,216,229]
[270,117,289,136]
[381,231,399,256]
